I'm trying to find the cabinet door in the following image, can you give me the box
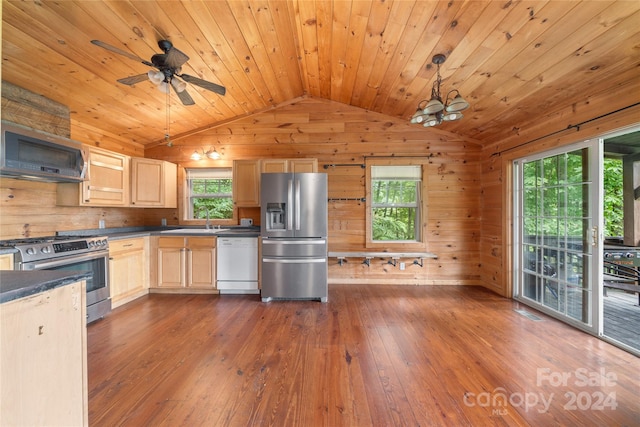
[83,147,129,205]
[187,237,216,288]
[131,158,164,206]
[130,158,177,208]
[233,160,261,207]
[157,237,186,288]
[0,254,14,270]
[109,238,147,307]
[289,159,317,173]
[1,281,87,426]
[57,146,129,206]
[261,159,288,173]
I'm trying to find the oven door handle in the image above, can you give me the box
[22,251,108,270]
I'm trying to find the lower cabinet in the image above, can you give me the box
[1,280,88,426]
[156,237,217,290]
[0,253,14,270]
[109,237,148,308]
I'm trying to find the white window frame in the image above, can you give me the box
[183,168,234,224]
[365,158,428,251]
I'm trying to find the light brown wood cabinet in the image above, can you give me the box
[233,159,261,207]
[156,237,216,290]
[57,145,129,206]
[232,158,318,208]
[1,280,88,426]
[0,253,14,270]
[109,237,148,308]
[130,157,177,208]
[262,158,318,173]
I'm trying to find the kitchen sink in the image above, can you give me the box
[160,228,230,234]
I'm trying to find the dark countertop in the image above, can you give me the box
[0,270,93,304]
[57,226,261,240]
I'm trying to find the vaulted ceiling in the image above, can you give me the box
[2,1,639,148]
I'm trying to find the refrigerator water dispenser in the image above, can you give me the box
[266,203,286,230]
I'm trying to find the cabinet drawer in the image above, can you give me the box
[158,237,186,248]
[187,237,216,248]
[109,238,145,253]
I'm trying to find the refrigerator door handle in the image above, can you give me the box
[295,179,301,231]
[263,257,327,264]
[262,239,326,245]
[287,179,294,231]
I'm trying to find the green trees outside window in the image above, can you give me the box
[187,168,233,220]
[603,158,623,237]
[372,179,420,241]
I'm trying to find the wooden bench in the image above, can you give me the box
[328,252,438,267]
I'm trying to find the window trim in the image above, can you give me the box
[365,157,429,251]
[179,166,236,226]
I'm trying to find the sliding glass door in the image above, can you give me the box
[513,140,603,335]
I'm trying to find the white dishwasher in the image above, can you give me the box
[216,237,259,294]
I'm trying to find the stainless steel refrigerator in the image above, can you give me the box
[260,172,328,302]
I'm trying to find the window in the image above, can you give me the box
[370,165,422,242]
[186,168,233,220]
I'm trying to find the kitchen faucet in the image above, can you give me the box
[205,211,211,230]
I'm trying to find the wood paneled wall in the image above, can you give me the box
[0,178,146,239]
[480,92,640,296]
[146,97,483,285]
[0,83,147,240]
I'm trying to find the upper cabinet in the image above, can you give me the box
[57,146,129,207]
[57,146,177,208]
[261,159,317,173]
[130,158,177,208]
[232,159,318,208]
[233,160,261,207]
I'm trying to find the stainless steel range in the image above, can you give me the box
[1,235,110,323]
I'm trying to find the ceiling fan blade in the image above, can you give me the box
[172,85,195,106]
[91,40,154,67]
[165,47,190,69]
[180,74,226,96]
[117,74,150,86]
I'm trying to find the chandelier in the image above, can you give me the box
[410,54,469,127]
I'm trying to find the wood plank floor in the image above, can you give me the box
[604,289,640,351]
[87,285,640,426]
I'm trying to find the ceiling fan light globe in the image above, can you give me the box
[423,98,444,114]
[158,82,170,94]
[446,94,470,112]
[171,79,187,93]
[148,70,164,85]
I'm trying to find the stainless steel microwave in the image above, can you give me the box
[0,122,86,182]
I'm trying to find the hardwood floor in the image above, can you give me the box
[87,285,640,426]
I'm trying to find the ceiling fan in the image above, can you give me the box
[91,39,226,105]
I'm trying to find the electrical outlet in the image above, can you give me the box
[400,262,406,270]
[98,219,105,229]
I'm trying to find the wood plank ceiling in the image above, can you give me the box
[2,0,639,148]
